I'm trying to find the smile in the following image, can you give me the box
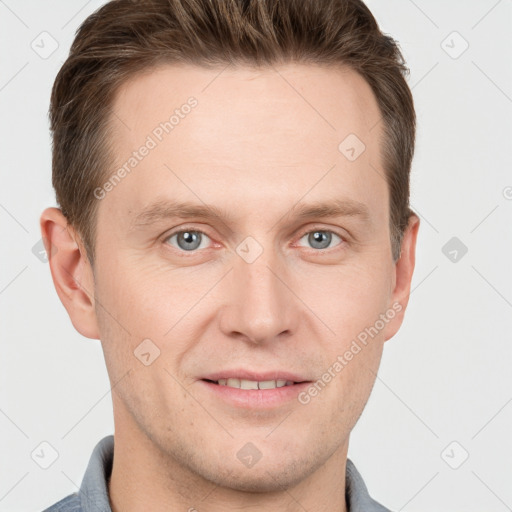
[204,378,297,389]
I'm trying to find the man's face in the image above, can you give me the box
[90,63,410,491]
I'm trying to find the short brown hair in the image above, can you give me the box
[50,0,415,265]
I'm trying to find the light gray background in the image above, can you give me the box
[1,1,511,511]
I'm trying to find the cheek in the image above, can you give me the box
[94,254,224,378]
[299,258,391,404]
[97,254,190,329]
[305,258,393,341]
[93,259,198,417]
[95,240,393,369]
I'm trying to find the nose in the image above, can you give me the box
[218,243,299,345]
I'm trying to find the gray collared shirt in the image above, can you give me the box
[43,435,392,511]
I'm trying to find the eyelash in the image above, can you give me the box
[163,225,346,255]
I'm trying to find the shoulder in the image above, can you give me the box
[42,492,81,511]
[345,458,393,512]
[41,435,114,512]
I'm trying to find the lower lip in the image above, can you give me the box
[199,380,311,409]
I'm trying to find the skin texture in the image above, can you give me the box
[41,63,419,512]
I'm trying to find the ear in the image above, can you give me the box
[40,207,100,340]
[382,213,420,342]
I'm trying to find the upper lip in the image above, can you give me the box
[200,370,311,383]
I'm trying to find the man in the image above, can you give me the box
[40,0,419,510]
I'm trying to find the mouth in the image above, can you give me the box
[198,371,312,409]
[202,378,303,390]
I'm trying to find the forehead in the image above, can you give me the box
[101,62,386,229]
[110,62,381,151]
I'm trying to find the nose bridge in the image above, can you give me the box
[224,237,295,343]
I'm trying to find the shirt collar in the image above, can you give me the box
[79,435,391,512]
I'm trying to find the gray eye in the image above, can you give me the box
[299,230,342,250]
[168,231,209,252]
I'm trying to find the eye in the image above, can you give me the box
[163,227,344,255]
[296,229,344,251]
[165,230,212,252]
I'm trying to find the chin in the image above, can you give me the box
[198,454,320,493]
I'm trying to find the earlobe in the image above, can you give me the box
[40,207,100,340]
[383,213,420,341]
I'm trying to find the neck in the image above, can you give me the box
[108,402,348,512]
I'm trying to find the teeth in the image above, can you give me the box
[240,379,259,390]
[216,378,295,390]
[258,380,277,389]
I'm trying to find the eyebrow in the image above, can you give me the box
[129,197,371,231]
